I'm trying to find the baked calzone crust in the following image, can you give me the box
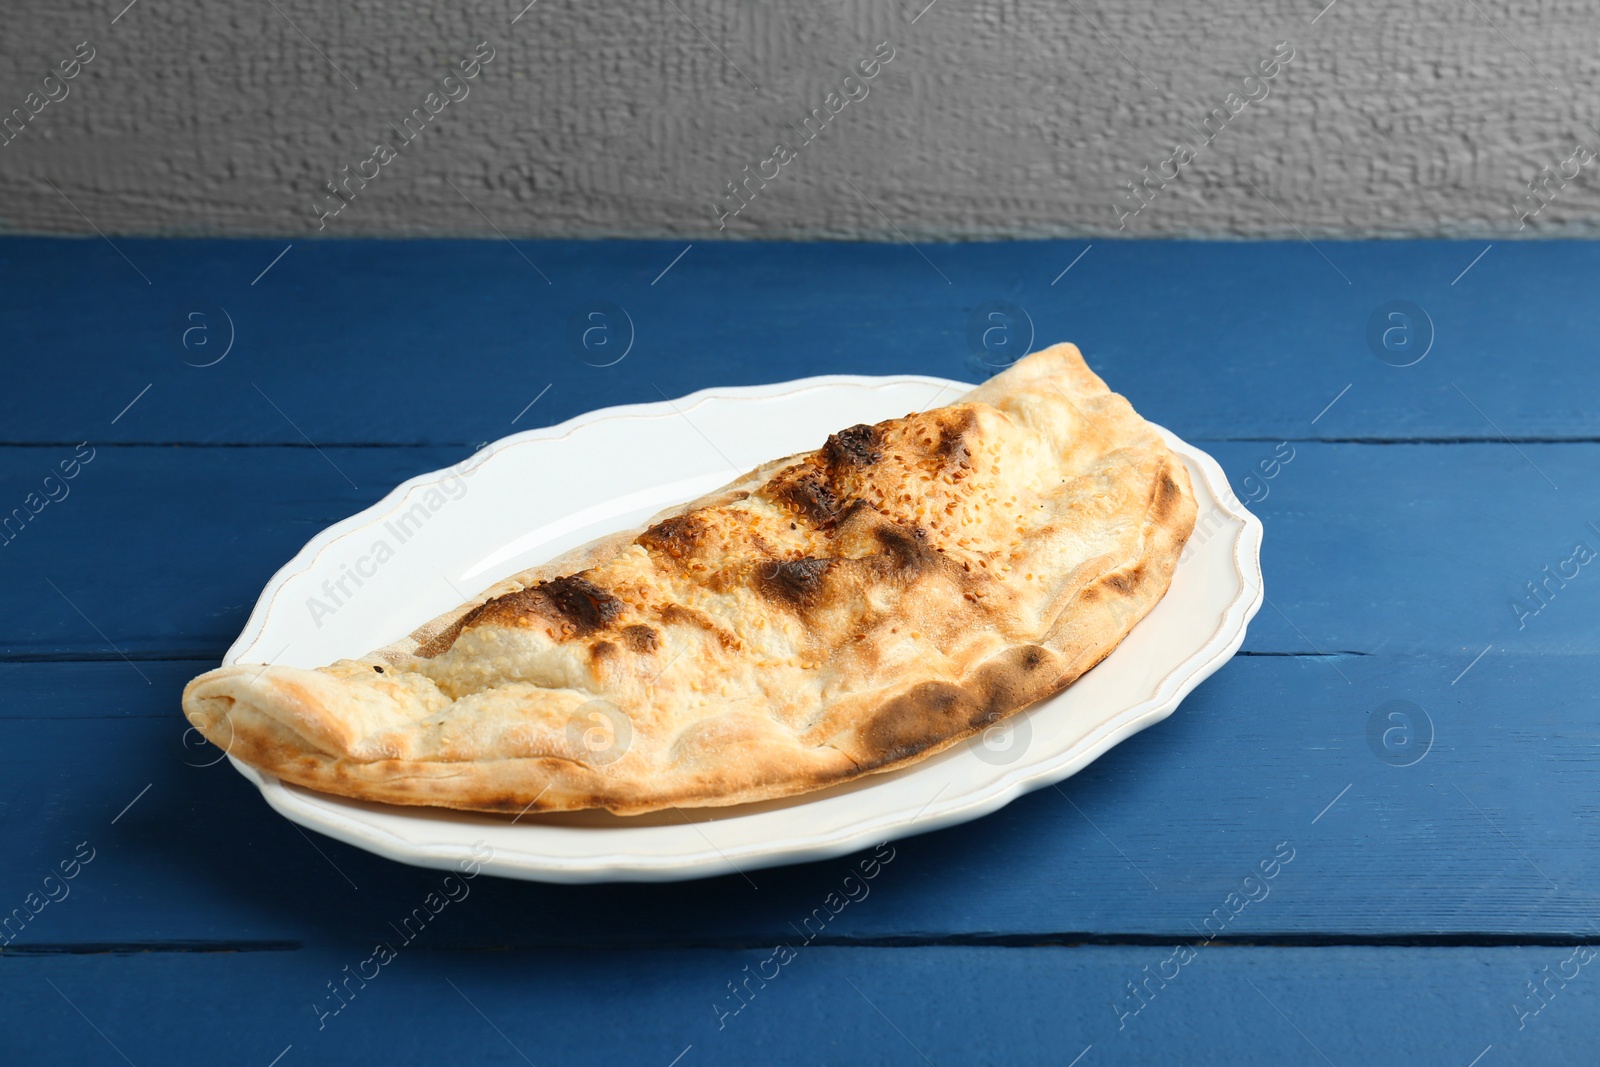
[183,344,1196,814]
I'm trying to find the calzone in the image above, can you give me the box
[183,344,1197,814]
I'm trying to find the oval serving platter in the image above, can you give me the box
[215,374,1263,882]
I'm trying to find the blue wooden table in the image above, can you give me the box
[3,236,1598,1066]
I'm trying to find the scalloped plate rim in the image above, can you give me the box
[219,372,1264,882]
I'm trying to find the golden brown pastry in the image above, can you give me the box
[183,344,1196,814]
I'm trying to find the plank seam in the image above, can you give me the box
[9,935,1600,955]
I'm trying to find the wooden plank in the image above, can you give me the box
[2,652,1594,945]
[0,659,197,718]
[4,945,1596,1065]
[2,441,1596,657]
[2,238,1596,446]
[0,445,464,659]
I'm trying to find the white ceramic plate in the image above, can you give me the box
[220,374,1263,883]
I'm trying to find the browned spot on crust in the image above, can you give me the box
[858,644,1056,769]
[464,575,623,639]
[772,468,842,528]
[871,523,933,573]
[621,624,659,653]
[1104,565,1143,595]
[1153,469,1182,521]
[589,640,617,663]
[933,407,977,466]
[460,587,541,629]
[966,644,1054,721]
[657,603,742,651]
[545,576,624,632]
[834,497,876,528]
[860,682,975,765]
[823,423,880,468]
[637,513,705,560]
[768,422,892,529]
[415,617,471,658]
[757,557,835,610]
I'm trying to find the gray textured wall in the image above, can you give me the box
[1,0,1596,238]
